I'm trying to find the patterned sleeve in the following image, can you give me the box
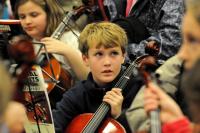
[127,0,185,60]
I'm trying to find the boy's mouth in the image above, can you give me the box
[102,70,112,73]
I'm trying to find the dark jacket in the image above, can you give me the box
[53,69,144,133]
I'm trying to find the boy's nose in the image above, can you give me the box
[103,56,111,66]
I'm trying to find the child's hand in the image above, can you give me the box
[103,88,123,119]
[144,82,184,123]
[40,37,70,55]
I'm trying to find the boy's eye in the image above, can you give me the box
[111,51,119,56]
[94,52,103,57]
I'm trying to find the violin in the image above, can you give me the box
[139,56,161,133]
[136,42,161,133]
[40,6,93,91]
[8,35,36,102]
[39,11,76,93]
[37,10,82,109]
[65,55,150,133]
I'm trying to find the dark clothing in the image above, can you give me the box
[84,0,185,60]
[127,0,185,60]
[53,69,144,133]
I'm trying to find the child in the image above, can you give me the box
[143,1,200,132]
[143,58,200,133]
[53,22,144,132]
[14,0,89,108]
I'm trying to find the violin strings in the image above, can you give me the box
[83,60,139,132]
[83,103,109,132]
[55,0,81,39]
[83,55,147,132]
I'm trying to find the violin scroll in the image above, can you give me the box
[145,40,160,57]
[8,35,36,65]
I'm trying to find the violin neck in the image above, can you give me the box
[51,11,74,40]
[82,56,143,132]
[150,109,161,133]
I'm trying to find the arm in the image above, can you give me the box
[128,0,185,60]
[40,37,89,80]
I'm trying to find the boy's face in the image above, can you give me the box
[180,11,200,70]
[83,45,125,86]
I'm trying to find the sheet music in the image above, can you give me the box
[22,65,55,133]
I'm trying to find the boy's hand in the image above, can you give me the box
[145,40,160,56]
[103,88,123,119]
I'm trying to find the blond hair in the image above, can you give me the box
[79,22,128,55]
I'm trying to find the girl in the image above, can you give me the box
[14,0,89,108]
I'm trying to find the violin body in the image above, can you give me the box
[41,54,74,109]
[39,11,78,108]
[65,113,126,133]
[41,54,74,93]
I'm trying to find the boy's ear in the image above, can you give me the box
[82,54,90,67]
[121,52,127,64]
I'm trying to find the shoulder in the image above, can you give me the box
[155,55,183,94]
[156,55,183,73]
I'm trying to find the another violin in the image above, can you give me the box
[8,35,36,102]
[139,56,161,133]
[40,7,91,93]
[36,11,80,109]
[135,41,161,133]
[136,41,161,133]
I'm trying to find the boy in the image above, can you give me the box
[53,22,143,132]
